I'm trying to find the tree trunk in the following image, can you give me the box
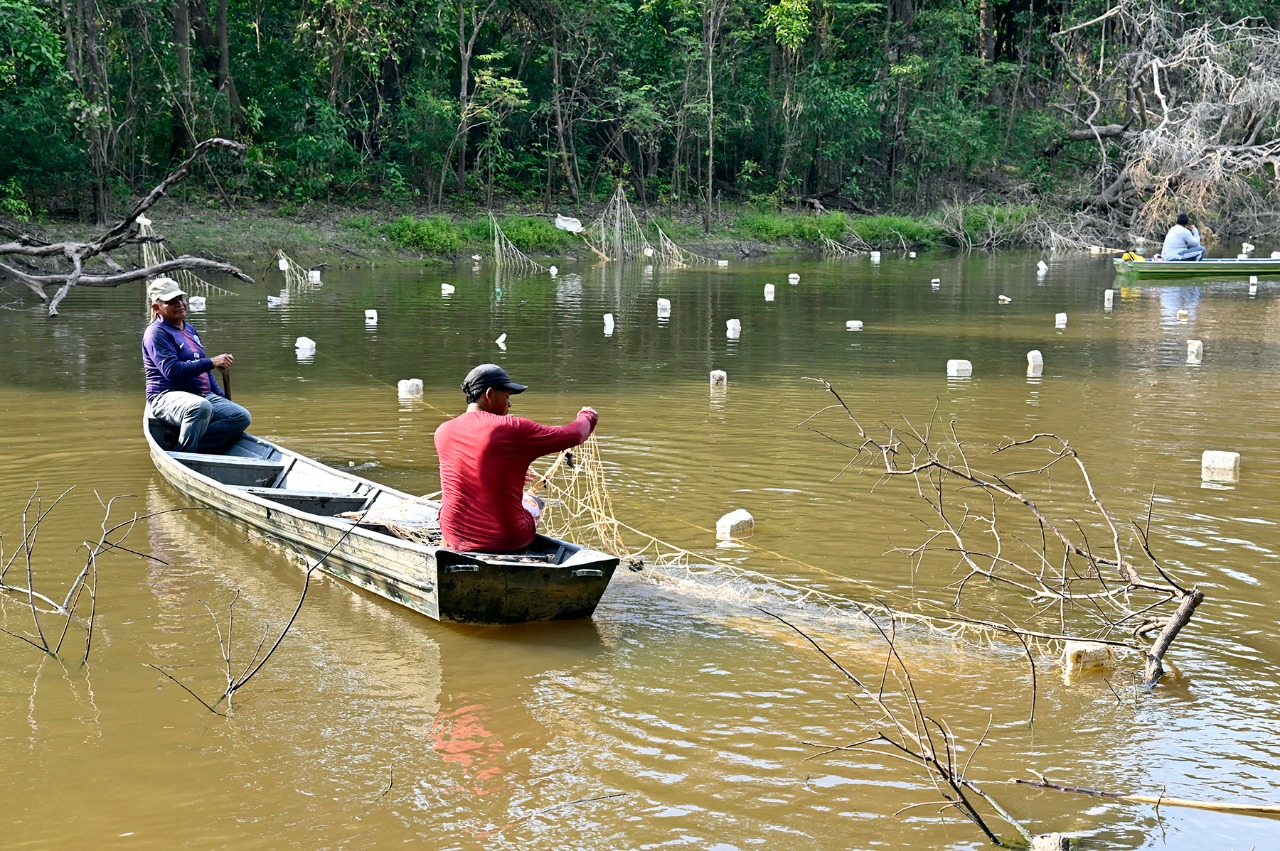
[173,0,195,153]
[549,29,579,202]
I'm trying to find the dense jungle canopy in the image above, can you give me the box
[1,0,1278,237]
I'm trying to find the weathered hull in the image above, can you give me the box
[1113,257,1280,278]
[144,423,618,624]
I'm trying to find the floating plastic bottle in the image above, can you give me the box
[1201,450,1240,483]
[716,508,754,539]
[397,379,423,398]
[1027,350,1043,377]
[1104,289,1114,309]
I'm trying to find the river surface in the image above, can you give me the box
[2,248,1279,849]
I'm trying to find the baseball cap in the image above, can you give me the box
[147,277,187,304]
[462,363,528,396]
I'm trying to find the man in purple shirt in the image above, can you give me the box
[142,277,251,452]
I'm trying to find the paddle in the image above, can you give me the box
[218,365,232,400]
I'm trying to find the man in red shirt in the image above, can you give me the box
[434,364,598,553]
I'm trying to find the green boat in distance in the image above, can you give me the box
[1113,256,1280,278]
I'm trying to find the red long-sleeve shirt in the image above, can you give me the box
[434,410,596,552]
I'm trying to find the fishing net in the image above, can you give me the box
[583,184,653,262]
[275,249,313,291]
[653,223,717,267]
[820,231,869,257]
[533,437,1083,649]
[492,215,546,273]
[137,216,235,307]
[583,184,719,267]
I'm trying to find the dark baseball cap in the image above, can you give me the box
[462,363,528,395]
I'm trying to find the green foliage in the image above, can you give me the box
[733,212,849,243]
[0,0,83,207]
[6,0,1276,227]
[959,204,1036,234]
[849,216,945,247]
[0,177,34,220]
[495,216,574,252]
[385,216,463,254]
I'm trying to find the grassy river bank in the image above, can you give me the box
[94,198,1042,269]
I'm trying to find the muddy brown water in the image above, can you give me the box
[2,250,1279,848]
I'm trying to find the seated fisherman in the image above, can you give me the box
[142,277,251,452]
[1161,213,1205,261]
[434,364,598,553]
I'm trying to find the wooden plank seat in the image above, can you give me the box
[235,486,370,516]
[167,451,286,488]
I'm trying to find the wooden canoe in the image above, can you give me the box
[144,418,619,624]
[1113,257,1280,278]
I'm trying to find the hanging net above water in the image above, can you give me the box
[275,249,313,292]
[138,216,236,299]
[492,215,546,273]
[653,223,717,267]
[584,184,653,262]
[820,231,870,258]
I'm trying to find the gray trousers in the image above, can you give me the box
[147,390,251,452]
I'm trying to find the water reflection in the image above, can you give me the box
[4,251,1280,848]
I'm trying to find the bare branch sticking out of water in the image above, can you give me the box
[152,521,359,713]
[1014,776,1280,817]
[765,607,1034,847]
[798,379,1204,688]
[1,487,184,664]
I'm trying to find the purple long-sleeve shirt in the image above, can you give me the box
[142,319,225,401]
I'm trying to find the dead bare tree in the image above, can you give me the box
[799,379,1203,688]
[0,138,253,316]
[1047,3,1280,238]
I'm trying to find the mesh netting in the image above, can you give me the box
[584,185,719,267]
[820,231,870,257]
[138,217,235,307]
[584,185,653,261]
[653,223,717,266]
[534,436,1086,649]
[275,249,312,291]
[492,215,546,273]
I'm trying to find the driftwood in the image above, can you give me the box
[0,138,253,316]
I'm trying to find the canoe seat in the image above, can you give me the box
[168,451,286,488]
[236,486,370,516]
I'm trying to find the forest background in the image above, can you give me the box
[2,0,1279,259]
